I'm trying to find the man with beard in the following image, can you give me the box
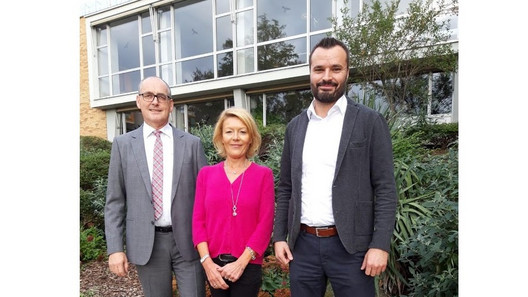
[272,37,398,297]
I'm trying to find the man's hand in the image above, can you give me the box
[274,241,293,265]
[108,252,129,277]
[360,248,388,277]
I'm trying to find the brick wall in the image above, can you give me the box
[80,17,108,140]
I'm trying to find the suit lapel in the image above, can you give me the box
[171,125,184,202]
[292,112,309,179]
[131,125,152,198]
[334,98,359,181]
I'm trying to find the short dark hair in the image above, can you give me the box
[309,37,350,69]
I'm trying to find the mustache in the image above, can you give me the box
[316,81,338,87]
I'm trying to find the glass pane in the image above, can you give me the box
[175,0,213,58]
[110,16,140,72]
[141,12,151,33]
[96,26,107,46]
[112,70,141,95]
[144,66,156,79]
[257,0,306,42]
[310,0,332,32]
[432,73,453,114]
[98,47,108,75]
[159,31,172,62]
[257,37,305,71]
[216,0,229,14]
[236,10,253,47]
[173,105,186,131]
[237,48,254,74]
[178,56,214,84]
[188,99,228,129]
[216,15,233,50]
[99,76,110,97]
[347,0,360,18]
[236,0,252,9]
[158,6,171,29]
[142,35,155,66]
[124,110,143,132]
[250,89,312,125]
[310,33,328,51]
[160,64,173,86]
[218,52,234,77]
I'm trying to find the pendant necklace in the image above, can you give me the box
[230,170,245,216]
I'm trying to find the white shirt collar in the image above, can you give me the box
[306,95,347,120]
[143,122,172,139]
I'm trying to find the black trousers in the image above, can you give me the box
[289,231,375,297]
[208,257,262,297]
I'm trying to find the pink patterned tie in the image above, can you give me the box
[152,130,163,220]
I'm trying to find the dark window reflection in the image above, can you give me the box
[432,73,453,114]
[250,89,312,125]
[218,52,233,77]
[257,37,305,71]
[179,56,214,83]
[187,99,231,129]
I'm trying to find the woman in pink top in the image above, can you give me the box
[192,107,275,296]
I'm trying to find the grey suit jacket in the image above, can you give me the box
[272,97,398,254]
[105,124,207,265]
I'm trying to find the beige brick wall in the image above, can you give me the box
[80,17,107,139]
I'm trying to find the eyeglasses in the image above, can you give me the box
[139,92,171,102]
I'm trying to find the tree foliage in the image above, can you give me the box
[333,0,458,118]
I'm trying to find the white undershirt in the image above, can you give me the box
[143,123,174,226]
[300,95,347,226]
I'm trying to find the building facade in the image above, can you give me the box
[80,0,458,140]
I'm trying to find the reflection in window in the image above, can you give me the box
[257,0,306,41]
[237,48,254,74]
[216,16,232,51]
[178,56,214,84]
[175,0,213,58]
[249,89,312,126]
[236,10,254,47]
[218,52,234,77]
[257,37,304,71]
[310,0,332,32]
[186,98,234,129]
[112,70,141,94]
[432,73,453,114]
[109,16,140,72]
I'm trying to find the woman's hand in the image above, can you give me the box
[217,259,246,282]
[202,258,229,290]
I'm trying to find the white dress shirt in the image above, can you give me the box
[143,123,174,226]
[300,95,347,227]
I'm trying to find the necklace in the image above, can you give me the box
[230,170,245,216]
[225,160,247,175]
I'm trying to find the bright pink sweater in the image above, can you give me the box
[192,161,275,264]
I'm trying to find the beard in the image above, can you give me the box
[311,80,346,104]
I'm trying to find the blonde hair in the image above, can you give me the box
[212,107,261,159]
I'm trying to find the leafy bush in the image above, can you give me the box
[190,124,223,165]
[261,255,290,296]
[80,226,106,262]
[398,193,458,297]
[80,136,112,191]
[80,177,107,230]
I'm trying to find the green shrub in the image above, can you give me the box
[190,124,223,165]
[80,177,107,230]
[80,226,106,262]
[80,136,112,191]
[398,193,458,297]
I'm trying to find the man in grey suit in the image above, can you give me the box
[273,38,398,296]
[105,76,207,297]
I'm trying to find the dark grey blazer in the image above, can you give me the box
[272,97,398,254]
[105,124,208,265]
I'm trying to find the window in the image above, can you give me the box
[92,0,335,97]
[249,89,313,126]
